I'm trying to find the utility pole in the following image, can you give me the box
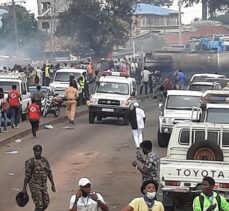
[12,0,19,52]
[178,0,182,45]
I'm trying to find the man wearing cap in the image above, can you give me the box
[128,101,146,149]
[23,145,56,211]
[69,177,109,211]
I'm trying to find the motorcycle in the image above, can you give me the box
[42,96,61,117]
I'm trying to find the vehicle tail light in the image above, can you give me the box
[165,181,181,186]
[219,183,229,188]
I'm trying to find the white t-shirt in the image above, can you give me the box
[141,70,150,82]
[136,107,145,129]
[69,193,106,211]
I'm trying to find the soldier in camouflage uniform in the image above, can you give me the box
[23,145,56,211]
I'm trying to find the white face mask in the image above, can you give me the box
[145,191,156,199]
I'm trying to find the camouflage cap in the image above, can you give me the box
[33,144,42,152]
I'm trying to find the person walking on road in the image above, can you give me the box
[193,176,229,211]
[31,85,45,110]
[0,87,8,132]
[8,84,21,128]
[23,145,56,211]
[132,140,159,183]
[27,99,41,138]
[69,177,109,211]
[121,179,164,211]
[128,102,145,149]
[140,67,150,95]
[65,81,78,124]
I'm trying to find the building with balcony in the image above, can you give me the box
[132,3,179,36]
[37,0,71,34]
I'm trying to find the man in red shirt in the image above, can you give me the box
[8,85,21,128]
[27,99,41,138]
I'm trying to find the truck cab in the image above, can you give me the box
[158,90,202,147]
[88,72,137,124]
[192,90,229,124]
[160,122,229,210]
[0,72,31,120]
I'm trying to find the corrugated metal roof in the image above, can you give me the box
[135,3,178,16]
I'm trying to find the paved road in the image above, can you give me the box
[0,98,166,211]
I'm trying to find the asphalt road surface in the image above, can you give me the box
[0,98,166,211]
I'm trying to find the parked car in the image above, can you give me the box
[190,73,226,83]
[187,81,222,92]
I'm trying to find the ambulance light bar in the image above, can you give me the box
[103,71,129,77]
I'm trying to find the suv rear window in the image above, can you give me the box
[179,130,219,145]
[222,132,229,146]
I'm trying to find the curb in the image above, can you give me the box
[0,108,88,148]
[0,94,155,148]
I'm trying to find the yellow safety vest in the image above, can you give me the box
[79,78,85,89]
[45,67,50,78]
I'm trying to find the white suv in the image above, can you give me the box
[0,72,31,120]
[88,73,137,124]
[50,68,87,97]
[158,90,202,147]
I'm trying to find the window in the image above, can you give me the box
[96,82,129,95]
[21,82,26,95]
[179,130,193,145]
[206,108,229,124]
[195,131,218,145]
[166,95,201,109]
[222,132,229,146]
[42,22,50,30]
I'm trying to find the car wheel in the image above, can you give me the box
[97,115,102,121]
[54,109,60,117]
[157,129,170,147]
[89,112,95,124]
[187,141,223,161]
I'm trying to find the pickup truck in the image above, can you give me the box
[158,90,202,147]
[88,72,137,124]
[191,90,229,124]
[160,122,229,210]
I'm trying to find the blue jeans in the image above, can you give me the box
[10,106,20,126]
[0,110,7,130]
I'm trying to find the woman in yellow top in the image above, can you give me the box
[121,180,164,211]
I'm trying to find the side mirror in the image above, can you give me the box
[191,107,202,122]
[131,91,136,96]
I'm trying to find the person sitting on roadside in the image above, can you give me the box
[121,179,164,211]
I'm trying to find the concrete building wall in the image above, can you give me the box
[37,0,71,33]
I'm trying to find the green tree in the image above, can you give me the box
[180,0,229,19]
[212,10,229,25]
[56,0,137,58]
[0,5,46,58]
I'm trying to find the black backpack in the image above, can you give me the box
[199,194,222,211]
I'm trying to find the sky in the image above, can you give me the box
[24,0,201,24]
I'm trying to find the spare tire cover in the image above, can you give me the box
[186,141,223,161]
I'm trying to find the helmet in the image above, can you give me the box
[16,192,29,207]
